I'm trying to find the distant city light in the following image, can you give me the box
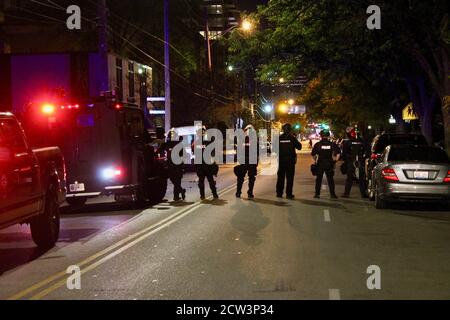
[389,115,396,124]
[263,104,273,113]
[278,103,289,113]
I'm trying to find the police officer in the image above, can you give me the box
[192,126,219,200]
[312,130,341,199]
[276,123,303,199]
[235,124,258,199]
[158,130,186,201]
[341,127,369,198]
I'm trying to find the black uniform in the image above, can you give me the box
[312,139,341,197]
[159,139,185,201]
[192,138,218,199]
[235,135,258,198]
[276,132,302,197]
[342,137,368,197]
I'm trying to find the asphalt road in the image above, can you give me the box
[0,153,449,300]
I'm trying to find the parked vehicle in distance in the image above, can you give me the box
[366,133,428,195]
[369,145,450,209]
[0,112,66,248]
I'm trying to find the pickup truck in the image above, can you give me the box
[0,112,66,248]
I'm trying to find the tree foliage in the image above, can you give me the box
[228,0,449,148]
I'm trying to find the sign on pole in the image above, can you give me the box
[402,103,419,121]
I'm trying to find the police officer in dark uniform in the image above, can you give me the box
[342,127,369,198]
[158,130,186,201]
[235,124,258,199]
[192,126,219,200]
[276,123,303,199]
[312,130,341,199]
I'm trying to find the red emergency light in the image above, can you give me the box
[41,103,56,115]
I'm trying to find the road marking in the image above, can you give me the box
[329,289,341,300]
[9,181,239,300]
[324,209,331,222]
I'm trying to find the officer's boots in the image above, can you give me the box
[200,189,206,200]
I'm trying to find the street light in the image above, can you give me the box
[279,103,289,114]
[241,19,253,32]
[227,65,234,72]
[263,104,273,114]
[288,99,295,105]
[389,115,396,124]
[279,78,285,83]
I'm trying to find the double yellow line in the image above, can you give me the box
[9,182,238,300]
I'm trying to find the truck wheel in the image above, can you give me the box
[66,197,87,207]
[31,184,60,248]
[375,185,387,210]
[149,177,168,204]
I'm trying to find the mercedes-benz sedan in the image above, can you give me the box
[369,145,450,209]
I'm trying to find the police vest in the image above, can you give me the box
[318,142,333,161]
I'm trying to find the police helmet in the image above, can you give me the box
[282,123,293,134]
[320,130,331,138]
[244,124,255,132]
[346,127,357,139]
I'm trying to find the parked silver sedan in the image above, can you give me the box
[369,145,450,209]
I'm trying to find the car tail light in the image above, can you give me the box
[444,170,450,183]
[382,168,399,182]
[371,153,380,160]
[115,104,123,110]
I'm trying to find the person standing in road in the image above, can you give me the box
[192,126,219,200]
[341,127,369,198]
[312,130,341,199]
[158,130,186,202]
[276,123,303,199]
[235,124,258,199]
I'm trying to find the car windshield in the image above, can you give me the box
[374,135,427,153]
[388,147,450,163]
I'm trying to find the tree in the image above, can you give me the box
[228,0,449,149]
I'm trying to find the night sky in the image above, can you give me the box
[236,0,268,12]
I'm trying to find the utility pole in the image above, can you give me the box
[98,0,109,94]
[164,0,171,132]
[204,7,215,124]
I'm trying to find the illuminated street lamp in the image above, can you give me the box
[389,115,397,124]
[278,103,289,114]
[263,104,273,114]
[241,19,253,32]
[279,78,285,84]
[288,99,295,105]
[227,65,234,72]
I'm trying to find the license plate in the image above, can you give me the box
[70,183,85,192]
[414,171,428,179]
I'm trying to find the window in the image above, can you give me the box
[374,135,428,154]
[116,58,123,101]
[128,61,135,99]
[388,147,450,163]
[0,119,27,152]
[121,110,144,141]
